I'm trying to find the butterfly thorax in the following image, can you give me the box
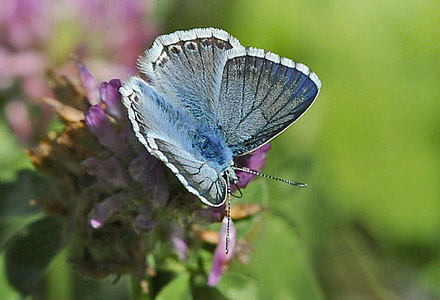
[191,127,233,173]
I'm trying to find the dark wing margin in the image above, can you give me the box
[216,47,321,156]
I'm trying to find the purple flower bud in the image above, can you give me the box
[85,105,129,157]
[76,60,100,105]
[100,79,126,120]
[84,105,110,137]
[82,156,130,188]
[89,194,124,229]
[234,143,271,188]
[208,217,237,286]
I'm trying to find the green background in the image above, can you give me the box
[1,0,440,299]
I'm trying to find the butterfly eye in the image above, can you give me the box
[185,41,197,51]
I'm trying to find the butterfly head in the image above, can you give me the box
[223,167,238,185]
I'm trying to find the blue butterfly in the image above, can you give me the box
[120,28,321,207]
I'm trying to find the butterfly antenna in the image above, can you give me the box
[232,166,308,187]
[225,180,232,254]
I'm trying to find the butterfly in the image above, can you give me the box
[120,28,321,207]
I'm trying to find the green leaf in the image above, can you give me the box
[217,272,267,300]
[233,180,268,237]
[5,216,64,295]
[0,214,42,249]
[235,178,268,206]
[0,170,48,219]
[0,121,33,181]
[0,255,21,300]
[155,272,191,300]
[191,283,229,300]
[244,214,324,300]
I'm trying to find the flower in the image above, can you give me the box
[84,106,131,159]
[99,79,125,120]
[1,0,157,146]
[234,143,271,188]
[77,60,100,105]
[88,193,125,229]
[27,61,268,285]
[0,0,51,50]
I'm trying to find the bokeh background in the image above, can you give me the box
[1,0,439,299]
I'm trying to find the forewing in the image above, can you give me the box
[137,28,244,126]
[216,47,321,155]
[120,79,227,207]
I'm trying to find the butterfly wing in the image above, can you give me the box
[151,138,227,206]
[216,47,321,156]
[120,77,227,207]
[137,28,244,127]
[138,28,320,156]
[121,29,321,206]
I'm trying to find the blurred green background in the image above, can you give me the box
[1,0,440,299]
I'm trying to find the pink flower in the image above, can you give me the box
[234,143,271,188]
[0,0,51,50]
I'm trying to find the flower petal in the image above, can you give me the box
[85,105,130,157]
[82,156,130,188]
[76,60,100,105]
[199,204,225,223]
[234,143,271,188]
[89,194,124,229]
[100,79,126,120]
[128,154,157,183]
